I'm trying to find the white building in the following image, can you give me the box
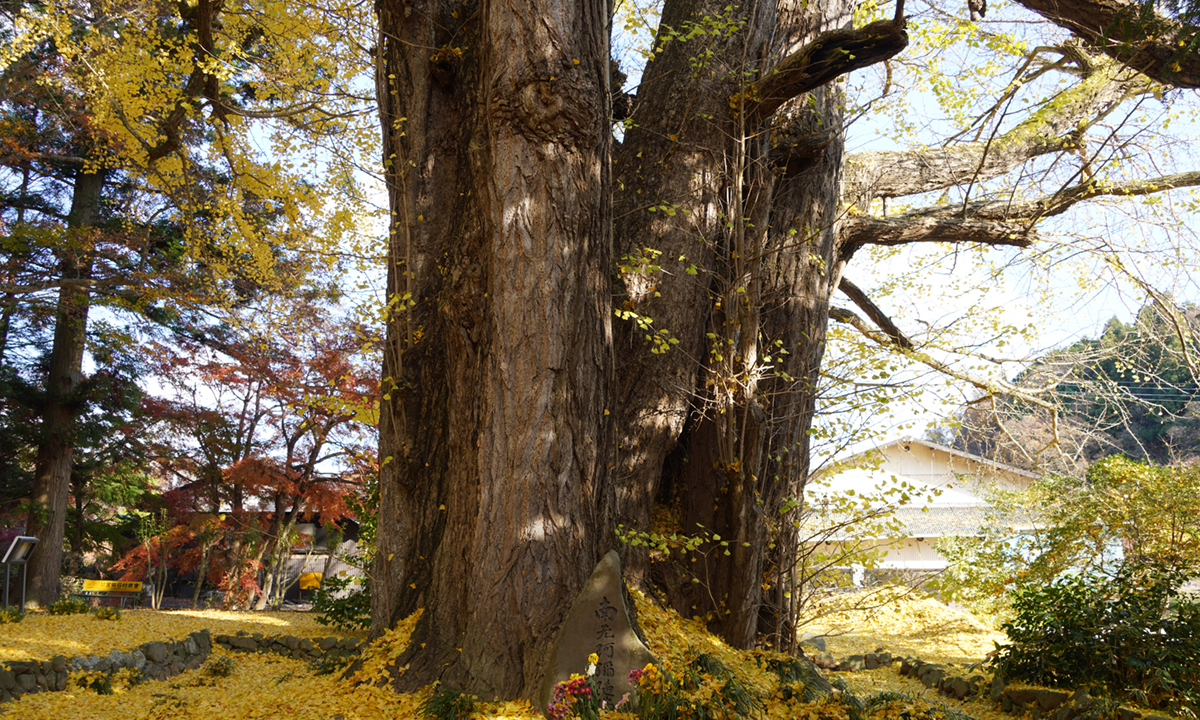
[806,437,1038,572]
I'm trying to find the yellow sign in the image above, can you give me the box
[299,573,322,590]
[82,580,142,592]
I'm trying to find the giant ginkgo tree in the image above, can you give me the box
[372,0,1200,702]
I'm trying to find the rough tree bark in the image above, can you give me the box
[372,0,614,700]
[1012,0,1200,88]
[371,0,1200,703]
[611,0,905,649]
[372,0,908,678]
[24,169,104,608]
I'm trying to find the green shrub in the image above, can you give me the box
[763,655,830,703]
[47,597,92,615]
[991,559,1200,716]
[862,691,979,720]
[629,651,767,720]
[312,571,370,632]
[203,656,236,678]
[74,670,113,695]
[420,685,481,720]
[0,607,24,624]
[310,654,355,677]
[93,606,121,621]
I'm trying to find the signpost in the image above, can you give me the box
[1,536,38,611]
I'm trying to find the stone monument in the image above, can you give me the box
[537,550,657,715]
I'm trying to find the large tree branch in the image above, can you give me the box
[839,214,1035,255]
[838,277,912,349]
[143,0,227,163]
[0,151,87,169]
[844,59,1149,201]
[0,278,147,295]
[904,170,1200,221]
[1014,0,1200,88]
[0,195,69,220]
[738,16,909,125]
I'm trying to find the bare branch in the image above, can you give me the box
[0,278,145,295]
[904,170,1200,222]
[828,305,1058,411]
[0,151,86,168]
[837,277,912,350]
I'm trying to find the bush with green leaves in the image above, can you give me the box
[310,653,356,677]
[47,596,92,615]
[628,652,767,720]
[204,656,236,678]
[938,456,1200,616]
[990,559,1200,717]
[420,685,480,720]
[0,606,24,623]
[93,606,121,621]
[312,570,370,632]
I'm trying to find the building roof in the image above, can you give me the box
[820,436,1039,480]
[807,436,1040,541]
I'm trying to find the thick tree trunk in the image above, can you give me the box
[368,0,1200,692]
[192,542,211,609]
[25,169,104,608]
[373,0,613,701]
[372,0,906,673]
[612,0,858,649]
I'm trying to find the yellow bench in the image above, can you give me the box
[71,579,143,609]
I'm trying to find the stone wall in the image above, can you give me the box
[0,630,364,704]
[212,631,364,661]
[0,629,212,702]
[844,651,1176,720]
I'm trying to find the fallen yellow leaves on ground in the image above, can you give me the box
[0,590,1109,720]
[0,609,364,663]
[801,588,1008,665]
[834,667,1012,720]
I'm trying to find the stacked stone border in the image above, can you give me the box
[0,630,212,703]
[0,629,363,704]
[212,631,365,661]
[805,645,1175,720]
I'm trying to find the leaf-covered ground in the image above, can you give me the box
[0,593,1045,720]
[0,609,361,663]
[801,588,1008,665]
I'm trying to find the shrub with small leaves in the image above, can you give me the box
[862,691,980,720]
[203,655,236,677]
[47,597,91,615]
[310,653,355,676]
[312,570,370,632]
[420,684,481,720]
[991,558,1200,717]
[73,670,113,695]
[111,666,143,690]
[0,606,24,624]
[629,652,767,720]
[93,606,121,621]
[764,655,830,703]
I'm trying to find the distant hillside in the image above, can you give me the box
[938,302,1200,476]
